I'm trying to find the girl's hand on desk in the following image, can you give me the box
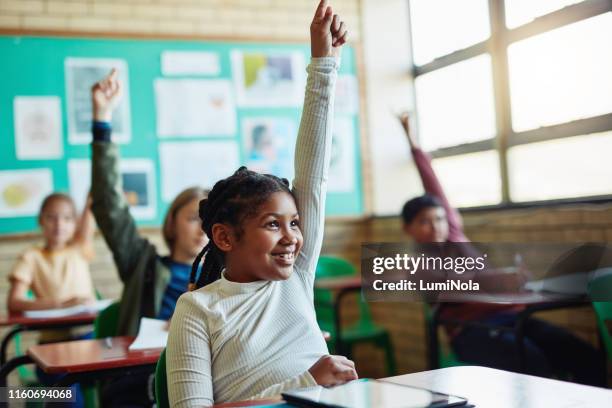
[61,296,94,308]
[309,354,358,386]
[91,68,123,122]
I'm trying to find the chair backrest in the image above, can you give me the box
[314,256,373,328]
[588,272,612,362]
[93,301,121,339]
[155,348,169,408]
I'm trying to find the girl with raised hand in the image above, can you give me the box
[90,69,208,406]
[166,2,355,406]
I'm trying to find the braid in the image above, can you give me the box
[191,166,295,290]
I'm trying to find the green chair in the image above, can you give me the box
[155,349,170,408]
[314,256,396,375]
[588,270,612,364]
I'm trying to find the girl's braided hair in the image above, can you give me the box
[189,166,294,290]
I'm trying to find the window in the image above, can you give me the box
[408,0,612,207]
[505,0,584,28]
[508,13,612,132]
[409,0,490,66]
[415,55,496,150]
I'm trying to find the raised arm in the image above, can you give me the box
[398,113,467,241]
[90,70,150,282]
[72,194,96,260]
[293,0,347,283]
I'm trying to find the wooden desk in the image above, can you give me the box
[0,336,161,388]
[314,276,361,354]
[0,311,98,365]
[383,366,612,408]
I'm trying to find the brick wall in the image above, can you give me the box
[0,0,362,39]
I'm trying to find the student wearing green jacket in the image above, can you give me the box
[90,69,208,407]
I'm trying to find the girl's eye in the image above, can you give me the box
[291,219,300,227]
[267,221,280,228]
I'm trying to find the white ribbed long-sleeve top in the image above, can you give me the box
[166,57,339,408]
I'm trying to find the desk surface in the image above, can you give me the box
[27,336,162,375]
[0,311,98,327]
[383,366,612,408]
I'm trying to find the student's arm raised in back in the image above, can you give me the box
[71,194,96,260]
[293,0,347,286]
[398,113,468,242]
[90,70,150,282]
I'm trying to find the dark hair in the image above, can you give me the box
[401,194,443,225]
[39,193,76,221]
[189,166,294,291]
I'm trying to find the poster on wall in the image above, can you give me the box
[154,79,236,137]
[242,117,296,179]
[335,75,359,115]
[161,51,221,76]
[68,159,156,219]
[13,96,63,160]
[231,50,305,107]
[0,169,53,217]
[65,58,131,144]
[329,117,356,193]
[159,141,240,201]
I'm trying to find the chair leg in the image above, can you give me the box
[379,334,396,376]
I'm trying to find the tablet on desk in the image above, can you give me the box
[282,379,468,408]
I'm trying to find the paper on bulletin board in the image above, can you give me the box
[68,159,156,219]
[242,117,296,180]
[0,169,53,217]
[13,96,63,160]
[335,75,359,115]
[155,79,236,137]
[231,50,306,107]
[328,117,356,193]
[161,51,221,76]
[159,141,240,201]
[65,58,131,144]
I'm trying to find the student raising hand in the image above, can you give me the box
[91,68,122,122]
[311,0,348,58]
[398,112,419,150]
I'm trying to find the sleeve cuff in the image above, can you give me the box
[309,57,340,72]
[92,121,112,142]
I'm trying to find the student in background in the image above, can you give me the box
[398,113,605,386]
[166,2,355,406]
[7,193,96,332]
[7,193,96,407]
[90,70,208,407]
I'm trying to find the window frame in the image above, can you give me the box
[407,0,612,208]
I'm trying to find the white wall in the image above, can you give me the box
[361,0,424,216]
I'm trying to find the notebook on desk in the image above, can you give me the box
[282,379,468,408]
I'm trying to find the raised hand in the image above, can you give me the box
[91,68,122,122]
[397,111,419,149]
[310,0,349,58]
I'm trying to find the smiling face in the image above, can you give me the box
[218,191,303,282]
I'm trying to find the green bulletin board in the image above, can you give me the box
[0,35,363,235]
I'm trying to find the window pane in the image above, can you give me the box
[505,0,584,29]
[508,13,612,132]
[409,0,490,66]
[415,55,496,151]
[509,131,612,202]
[432,151,501,207]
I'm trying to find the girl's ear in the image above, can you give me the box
[211,223,235,253]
